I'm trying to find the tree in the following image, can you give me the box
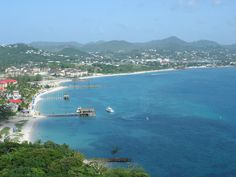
[0,105,15,120]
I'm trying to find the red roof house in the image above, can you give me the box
[0,87,6,92]
[8,99,22,104]
[0,79,17,88]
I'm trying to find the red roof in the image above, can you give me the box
[8,99,22,103]
[0,79,17,84]
[0,87,6,91]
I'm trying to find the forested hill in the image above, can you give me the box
[0,141,149,177]
[30,36,236,53]
[0,44,55,71]
[30,41,82,52]
[1,37,236,73]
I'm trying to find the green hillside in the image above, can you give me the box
[0,141,149,177]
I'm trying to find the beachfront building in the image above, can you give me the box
[6,102,19,112]
[8,99,22,104]
[5,66,43,76]
[65,69,88,77]
[49,68,88,78]
[5,66,21,77]
[0,79,17,88]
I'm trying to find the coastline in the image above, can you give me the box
[20,79,70,142]
[0,79,69,143]
[82,68,176,79]
[1,65,233,143]
[80,65,234,80]
[19,70,175,143]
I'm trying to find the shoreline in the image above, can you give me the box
[20,70,176,143]
[20,79,70,142]
[82,68,176,79]
[1,65,234,143]
[81,65,234,80]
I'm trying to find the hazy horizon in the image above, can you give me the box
[0,0,236,45]
[0,36,235,46]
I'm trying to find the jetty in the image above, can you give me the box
[77,108,96,117]
[93,158,131,163]
[45,108,96,118]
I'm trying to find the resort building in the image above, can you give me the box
[0,79,17,88]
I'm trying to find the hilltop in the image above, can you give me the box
[0,36,235,74]
[29,36,235,52]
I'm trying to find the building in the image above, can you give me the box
[12,90,21,99]
[0,79,17,88]
[8,99,22,104]
[5,66,21,77]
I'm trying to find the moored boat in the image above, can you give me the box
[106,106,114,113]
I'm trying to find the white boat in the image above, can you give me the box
[106,106,114,113]
[76,107,81,113]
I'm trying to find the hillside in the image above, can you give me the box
[0,44,50,71]
[0,141,149,177]
[0,37,236,73]
[58,47,90,57]
[29,41,82,52]
[81,40,137,52]
[30,37,236,53]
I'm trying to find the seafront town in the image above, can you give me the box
[0,63,234,143]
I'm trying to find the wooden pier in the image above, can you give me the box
[45,113,80,118]
[93,158,131,163]
[77,108,96,117]
[45,108,96,118]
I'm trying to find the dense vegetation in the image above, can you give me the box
[0,44,48,71]
[0,141,149,177]
[0,105,15,121]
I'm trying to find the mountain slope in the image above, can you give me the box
[30,37,233,53]
[29,41,82,52]
[81,40,137,52]
[58,47,90,57]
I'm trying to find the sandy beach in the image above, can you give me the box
[0,78,69,143]
[82,68,176,79]
[20,79,70,142]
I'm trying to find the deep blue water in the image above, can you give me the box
[33,68,236,177]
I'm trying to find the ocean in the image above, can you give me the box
[32,67,236,177]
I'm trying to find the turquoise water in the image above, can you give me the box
[33,68,236,177]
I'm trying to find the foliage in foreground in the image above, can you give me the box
[0,105,15,121]
[0,141,149,177]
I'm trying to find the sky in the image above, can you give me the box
[0,0,236,44]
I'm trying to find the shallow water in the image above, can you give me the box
[33,68,236,177]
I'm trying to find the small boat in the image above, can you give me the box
[106,106,114,113]
[76,107,82,113]
[63,94,69,100]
